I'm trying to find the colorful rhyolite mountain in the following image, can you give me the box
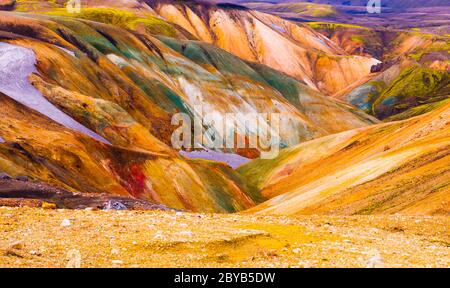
[146,0,380,95]
[17,0,381,95]
[225,0,450,8]
[0,0,448,215]
[318,24,450,120]
[234,0,450,120]
[0,90,257,213]
[239,101,450,215]
[0,1,380,212]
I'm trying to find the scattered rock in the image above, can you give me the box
[297,261,312,268]
[10,241,23,250]
[29,250,41,256]
[60,219,71,227]
[366,254,384,268]
[104,200,128,211]
[4,249,25,258]
[153,231,165,240]
[0,172,12,180]
[15,175,29,182]
[66,249,81,268]
[370,62,384,73]
[216,253,229,261]
[178,231,194,237]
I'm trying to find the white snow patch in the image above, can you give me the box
[54,45,76,57]
[0,136,5,143]
[0,43,110,144]
[180,149,251,169]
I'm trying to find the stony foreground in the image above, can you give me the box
[0,207,448,268]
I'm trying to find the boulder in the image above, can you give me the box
[15,175,29,182]
[370,62,384,73]
[104,200,128,211]
[0,172,12,180]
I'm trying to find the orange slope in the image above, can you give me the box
[239,102,450,215]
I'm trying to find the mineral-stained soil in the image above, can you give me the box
[0,207,448,268]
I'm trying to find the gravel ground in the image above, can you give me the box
[0,207,449,268]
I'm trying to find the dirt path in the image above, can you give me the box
[0,207,448,268]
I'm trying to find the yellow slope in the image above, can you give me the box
[239,102,450,215]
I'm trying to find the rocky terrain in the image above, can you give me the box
[0,0,448,268]
[0,208,449,268]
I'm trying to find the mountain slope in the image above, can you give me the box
[145,0,380,95]
[0,7,378,211]
[0,92,256,212]
[228,1,450,120]
[0,10,377,153]
[328,29,450,120]
[238,102,450,215]
[231,0,450,9]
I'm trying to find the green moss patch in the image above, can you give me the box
[45,8,179,38]
[373,66,450,119]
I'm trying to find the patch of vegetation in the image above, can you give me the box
[15,0,59,12]
[45,8,178,38]
[384,98,450,121]
[408,38,450,61]
[366,80,387,107]
[247,2,336,17]
[50,17,121,57]
[350,35,364,44]
[306,22,368,31]
[237,143,305,197]
[127,18,178,38]
[373,66,450,119]
[158,37,265,82]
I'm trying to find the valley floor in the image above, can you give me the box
[0,207,448,268]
